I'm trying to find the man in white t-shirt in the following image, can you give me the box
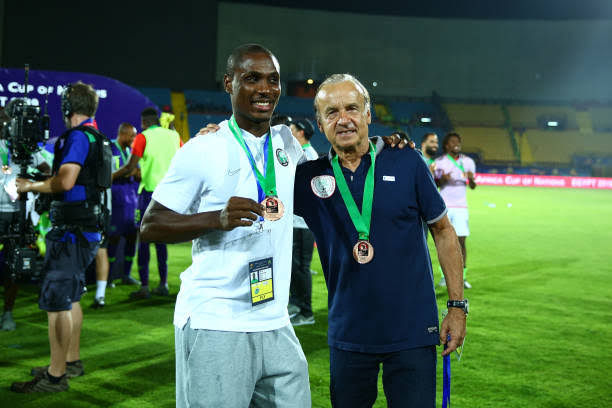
[434,132,477,289]
[139,44,310,408]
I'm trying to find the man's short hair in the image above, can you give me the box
[225,43,275,78]
[118,122,135,134]
[442,132,461,152]
[141,107,160,127]
[271,114,293,127]
[294,118,315,140]
[66,81,98,117]
[422,132,437,144]
[314,74,371,121]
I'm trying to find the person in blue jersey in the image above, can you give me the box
[108,123,139,286]
[11,81,112,393]
[294,74,467,407]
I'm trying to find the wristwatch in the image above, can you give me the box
[447,299,469,315]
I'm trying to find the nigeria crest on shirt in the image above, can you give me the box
[311,175,336,198]
[276,149,289,166]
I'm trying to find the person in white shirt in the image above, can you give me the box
[139,44,310,408]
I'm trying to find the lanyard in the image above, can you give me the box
[302,143,311,149]
[446,154,465,173]
[442,349,451,408]
[0,144,8,167]
[113,140,129,166]
[331,142,376,241]
[228,116,277,201]
[426,157,434,166]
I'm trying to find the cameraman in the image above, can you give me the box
[11,82,109,393]
[0,107,50,331]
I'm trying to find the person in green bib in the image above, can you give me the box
[113,108,181,299]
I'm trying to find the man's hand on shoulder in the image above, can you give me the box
[196,123,221,137]
[219,197,264,230]
[381,132,416,150]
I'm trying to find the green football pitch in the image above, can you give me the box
[1,186,610,407]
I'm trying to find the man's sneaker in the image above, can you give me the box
[291,313,315,327]
[287,304,300,318]
[1,311,16,331]
[11,371,69,393]
[151,285,169,296]
[438,277,447,287]
[91,297,105,309]
[31,360,84,379]
[121,276,139,285]
[129,287,151,300]
[463,280,472,289]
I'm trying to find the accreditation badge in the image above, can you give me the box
[249,257,274,306]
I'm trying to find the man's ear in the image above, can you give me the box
[366,108,372,125]
[223,74,233,95]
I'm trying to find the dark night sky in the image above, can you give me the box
[225,0,612,20]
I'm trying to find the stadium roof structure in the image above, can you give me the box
[225,0,612,20]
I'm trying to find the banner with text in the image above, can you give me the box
[475,173,612,190]
[0,68,156,142]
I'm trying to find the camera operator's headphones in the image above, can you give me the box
[61,84,73,118]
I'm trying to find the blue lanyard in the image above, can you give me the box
[241,133,270,204]
[442,336,451,408]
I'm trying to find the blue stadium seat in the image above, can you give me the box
[184,90,232,112]
[138,87,171,109]
[188,113,230,138]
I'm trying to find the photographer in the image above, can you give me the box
[10,82,111,393]
[0,107,50,331]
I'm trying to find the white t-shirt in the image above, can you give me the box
[293,143,319,229]
[153,120,304,332]
[434,154,476,209]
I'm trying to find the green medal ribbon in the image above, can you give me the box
[331,142,376,241]
[113,140,129,166]
[0,143,8,167]
[446,154,465,173]
[228,115,278,198]
[426,157,434,166]
[302,143,311,149]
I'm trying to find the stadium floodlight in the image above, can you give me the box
[306,78,314,85]
[372,81,378,87]
[547,121,559,127]
[420,116,432,123]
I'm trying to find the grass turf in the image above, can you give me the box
[1,185,611,407]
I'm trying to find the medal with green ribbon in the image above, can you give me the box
[0,144,11,174]
[331,142,376,264]
[447,153,465,178]
[228,115,284,221]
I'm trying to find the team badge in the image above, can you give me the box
[311,175,336,199]
[276,149,289,166]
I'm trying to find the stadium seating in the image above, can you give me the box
[588,106,612,132]
[138,87,172,109]
[525,130,612,164]
[184,89,232,112]
[443,103,505,127]
[454,127,515,162]
[388,101,438,123]
[506,105,579,129]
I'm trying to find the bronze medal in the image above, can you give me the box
[261,196,284,221]
[353,240,374,264]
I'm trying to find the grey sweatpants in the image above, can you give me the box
[175,320,311,408]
